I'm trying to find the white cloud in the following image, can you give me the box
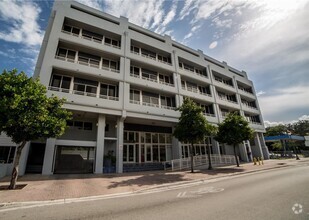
[264,115,309,127]
[299,115,309,121]
[212,17,232,28]
[0,0,44,46]
[103,0,165,30]
[256,91,266,97]
[179,0,197,20]
[209,41,218,49]
[259,86,309,120]
[75,0,102,10]
[183,33,193,41]
[264,121,284,128]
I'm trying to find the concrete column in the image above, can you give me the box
[259,133,270,159]
[95,114,106,174]
[42,138,56,175]
[116,117,124,173]
[19,142,30,176]
[253,132,263,158]
[245,140,253,162]
[239,142,249,162]
[211,138,220,156]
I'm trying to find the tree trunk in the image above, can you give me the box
[190,144,194,173]
[233,144,240,167]
[9,141,26,190]
[207,137,212,170]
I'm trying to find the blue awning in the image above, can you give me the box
[264,135,305,142]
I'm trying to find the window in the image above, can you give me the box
[131,45,140,54]
[130,89,140,104]
[142,91,159,107]
[141,48,156,59]
[82,29,103,42]
[100,83,118,99]
[161,96,175,109]
[102,58,119,71]
[158,54,171,64]
[78,52,100,67]
[62,24,80,36]
[141,68,157,81]
[159,74,173,85]
[130,66,140,77]
[0,146,15,164]
[84,122,93,131]
[56,48,76,61]
[200,104,214,116]
[70,121,93,130]
[74,77,98,97]
[105,37,120,48]
[50,75,71,92]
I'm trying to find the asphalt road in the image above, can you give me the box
[1,163,309,220]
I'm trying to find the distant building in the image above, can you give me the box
[0,1,269,176]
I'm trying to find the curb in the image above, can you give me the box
[0,162,302,210]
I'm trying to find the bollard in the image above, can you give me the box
[261,157,264,165]
[253,157,257,165]
[258,157,261,165]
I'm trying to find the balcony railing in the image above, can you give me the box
[48,86,119,101]
[130,73,174,87]
[55,55,120,73]
[61,29,121,49]
[214,78,234,88]
[130,99,176,110]
[55,55,75,63]
[242,102,258,110]
[130,50,172,66]
[218,96,238,104]
[179,67,207,78]
[238,87,253,94]
[203,113,216,117]
[161,105,177,110]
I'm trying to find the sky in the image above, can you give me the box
[0,0,308,127]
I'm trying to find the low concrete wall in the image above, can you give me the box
[0,164,8,178]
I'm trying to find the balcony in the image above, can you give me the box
[55,50,120,73]
[48,86,119,101]
[130,45,172,66]
[61,24,121,49]
[217,92,238,105]
[179,62,207,78]
[130,90,176,110]
[130,66,174,87]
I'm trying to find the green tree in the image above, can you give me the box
[293,120,309,136]
[215,112,253,167]
[173,98,216,173]
[0,69,72,189]
[265,124,287,136]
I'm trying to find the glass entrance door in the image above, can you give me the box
[123,144,136,162]
[145,144,152,162]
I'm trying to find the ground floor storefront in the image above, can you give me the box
[0,111,269,176]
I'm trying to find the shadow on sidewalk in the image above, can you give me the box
[107,173,190,189]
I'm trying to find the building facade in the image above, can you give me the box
[0,1,269,176]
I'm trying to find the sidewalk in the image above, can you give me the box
[0,158,308,203]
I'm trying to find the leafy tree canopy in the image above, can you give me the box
[215,112,253,146]
[0,69,72,143]
[173,98,216,144]
[265,124,288,137]
[265,120,309,137]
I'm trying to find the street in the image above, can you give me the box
[1,163,309,220]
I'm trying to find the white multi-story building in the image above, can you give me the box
[0,1,269,176]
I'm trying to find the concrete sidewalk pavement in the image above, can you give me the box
[0,158,308,203]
